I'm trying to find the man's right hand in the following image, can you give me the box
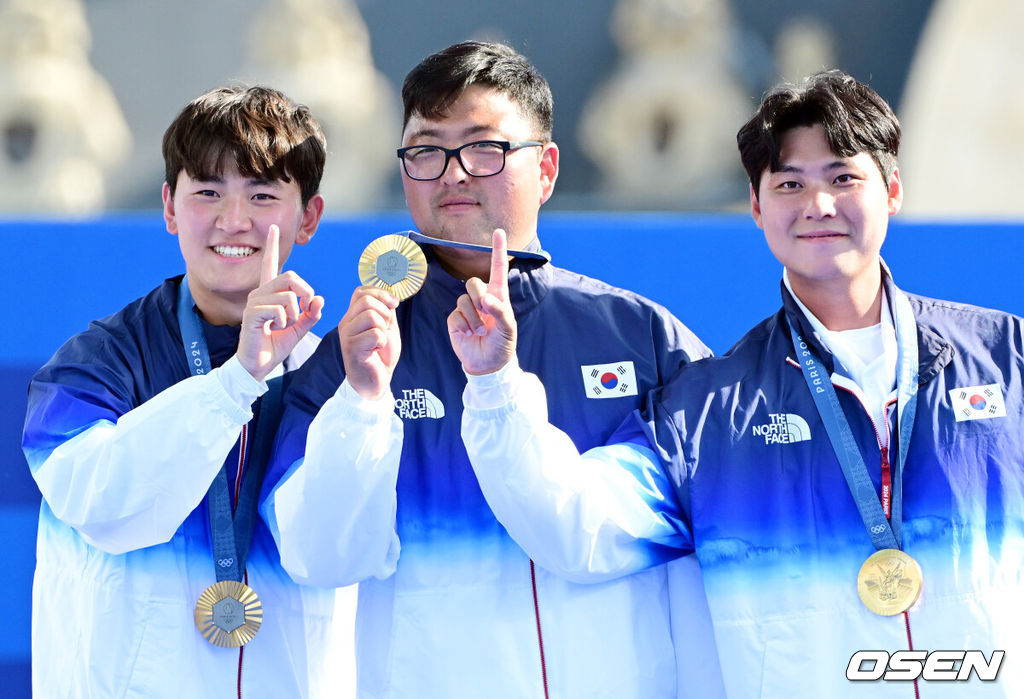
[237,224,324,382]
[447,229,517,375]
[337,286,401,400]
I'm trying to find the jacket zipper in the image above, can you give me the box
[529,560,550,698]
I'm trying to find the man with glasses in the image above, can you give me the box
[261,41,722,698]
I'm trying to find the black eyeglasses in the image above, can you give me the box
[396,140,543,181]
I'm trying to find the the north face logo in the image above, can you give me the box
[752,413,811,444]
[395,388,445,419]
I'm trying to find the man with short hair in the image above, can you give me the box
[23,85,335,697]
[454,70,1024,696]
[262,41,721,698]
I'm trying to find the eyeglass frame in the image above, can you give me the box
[396,140,544,181]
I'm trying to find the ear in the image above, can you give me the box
[295,193,325,246]
[162,182,178,235]
[537,142,559,206]
[887,167,903,216]
[749,183,765,230]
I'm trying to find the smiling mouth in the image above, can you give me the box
[212,245,258,258]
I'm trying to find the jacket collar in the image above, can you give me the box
[780,265,953,385]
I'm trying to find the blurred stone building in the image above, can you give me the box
[6,0,1009,217]
[899,0,1024,219]
[0,0,130,214]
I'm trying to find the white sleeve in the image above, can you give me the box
[461,363,688,583]
[31,356,266,555]
[264,379,403,587]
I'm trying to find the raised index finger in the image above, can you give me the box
[487,228,509,301]
[261,224,281,285]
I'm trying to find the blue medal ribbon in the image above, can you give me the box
[177,278,282,583]
[405,230,551,262]
[786,274,918,551]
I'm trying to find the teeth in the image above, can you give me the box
[213,246,257,258]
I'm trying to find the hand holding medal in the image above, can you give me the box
[337,234,426,401]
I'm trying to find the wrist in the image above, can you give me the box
[464,344,517,377]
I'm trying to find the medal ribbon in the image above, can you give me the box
[177,278,282,583]
[406,230,551,262]
[786,276,918,550]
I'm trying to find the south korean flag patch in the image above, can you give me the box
[949,384,1007,422]
[581,361,638,399]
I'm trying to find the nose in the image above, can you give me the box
[439,151,470,185]
[803,187,837,219]
[216,195,253,233]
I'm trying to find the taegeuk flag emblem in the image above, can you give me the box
[581,361,638,399]
[948,383,1006,422]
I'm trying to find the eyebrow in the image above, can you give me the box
[191,175,281,188]
[774,159,849,174]
[405,124,495,143]
[246,178,281,188]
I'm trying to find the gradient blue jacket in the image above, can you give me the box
[461,271,1024,697]
[22,277,335,698]
[262,245,723,698]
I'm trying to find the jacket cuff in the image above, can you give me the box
[213,356,268,413]
[336,378,397,418]
[463,359,523,410]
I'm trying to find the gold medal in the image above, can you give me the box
[194,580,263,648]
[857,549,923,616]
[358,234,427,300]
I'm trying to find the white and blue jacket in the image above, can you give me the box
[262,244,723,699]
[461,270,1024,698]
[23,277,336,698]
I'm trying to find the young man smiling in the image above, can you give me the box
[262,41,720,698]
[23,86,334,698]
[454,70,1024,696]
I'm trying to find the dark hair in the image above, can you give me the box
[737,70,900,196]
[401,41,554,141]
[162,85,326,205]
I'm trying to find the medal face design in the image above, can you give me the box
[195,580,263,647]
[857,549,923,616]
[358,234,427,300]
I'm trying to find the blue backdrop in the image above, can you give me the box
[3,212,1023,695]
